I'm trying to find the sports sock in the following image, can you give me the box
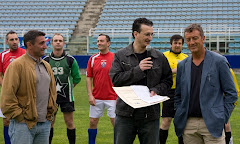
[88,128,97,144]
[67,128,76,144]
[225,131,232,144]
[49,128,53,144]
[178,135,184,144]
[4,126,11,144]
[159,129,168,144]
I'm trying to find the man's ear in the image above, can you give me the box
[107,41,111,47]
[133,31,138,39]
[26,41,32,49]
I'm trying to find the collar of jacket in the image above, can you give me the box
[125,43,159,58]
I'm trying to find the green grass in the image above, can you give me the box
[0,74,240,144]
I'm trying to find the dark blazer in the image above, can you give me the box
[174,49,238,138]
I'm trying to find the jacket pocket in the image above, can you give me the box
[211,105,224,119]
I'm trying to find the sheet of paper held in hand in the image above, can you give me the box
[113,85,170,109]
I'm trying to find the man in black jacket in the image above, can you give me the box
[109,18,172,144]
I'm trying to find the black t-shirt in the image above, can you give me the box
[135,51,148,86]
[133,51,149,119]
[188,60,204,117]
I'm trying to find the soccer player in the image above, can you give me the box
[0,31,25,144]
[86,34,117,144]
[44,33,81,144]
[160,34,188,144]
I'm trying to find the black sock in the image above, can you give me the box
[225,131,231,144]
[159,129,168,144]
[49,128,53,144]
[67,128,76,144]
[178,135,184,144]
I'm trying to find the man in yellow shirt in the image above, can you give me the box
[160,35,188,144]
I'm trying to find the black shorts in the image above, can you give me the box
[58,102,75,113]
[161,89,176,118]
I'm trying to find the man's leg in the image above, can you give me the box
[60,102,76,144]
[105,100,116,127]
[138,118,159,144]
[33,121,51,144]
[183,118,204,144]
[110,118,115,127]
[225,121,232,144]
[160,89,178,144]
[3,118,11,144]
[203,129,225,144]
[88,118,99,144]
[49,112,57,144]
[88,100,104,144]
[64,112,75,144]
[159,117,172,144]
[178,135,184,144]
[8,119,34,144]
[114,115,137,144]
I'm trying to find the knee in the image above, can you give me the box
[89,118,98,129]
[3,118,10,126]
[161,118,172,129]
[65,119,74,129]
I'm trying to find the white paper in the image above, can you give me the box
[130,85,169,103]
[0,108,6,118]
[113,85,169,108]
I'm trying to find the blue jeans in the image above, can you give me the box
[114,115,159,144]
[8,119,51,144]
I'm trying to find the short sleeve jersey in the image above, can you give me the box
[164,51,188,89]
[0,48,26,75]
[86,52,117,100]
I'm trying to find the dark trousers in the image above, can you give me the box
[114,115,159,144]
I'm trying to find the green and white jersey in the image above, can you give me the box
[44,51,81,103]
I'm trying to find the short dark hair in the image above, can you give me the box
[132,18,153,39]
[51,33,64,43]
[23,30,45,49]
[170,34,184,45]
[184,24,204,38]
[99,34,111,42]
[6,30,17,40]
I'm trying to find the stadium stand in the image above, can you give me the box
[0,0,87,52]
[88,0,240,55]
[0,0,240,56]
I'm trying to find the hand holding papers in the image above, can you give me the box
[113,85,169,109]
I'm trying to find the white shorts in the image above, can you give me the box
[89,99,116,118]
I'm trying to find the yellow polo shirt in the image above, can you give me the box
[163,51,188,89]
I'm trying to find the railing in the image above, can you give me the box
[0,28,69,51]
[88,25,240,54]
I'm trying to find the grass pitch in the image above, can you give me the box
[0,75,239,144]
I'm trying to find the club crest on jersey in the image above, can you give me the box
[55,62,60,67]
[10,58,15,63]
[101,60,107,68]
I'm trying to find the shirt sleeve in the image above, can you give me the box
[86,57,93,77]
[0,54,3,73]
[71,59,81,85]
[0,62,24,122]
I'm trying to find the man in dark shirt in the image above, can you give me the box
[110,18,172,144]
[173,24,238,144]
